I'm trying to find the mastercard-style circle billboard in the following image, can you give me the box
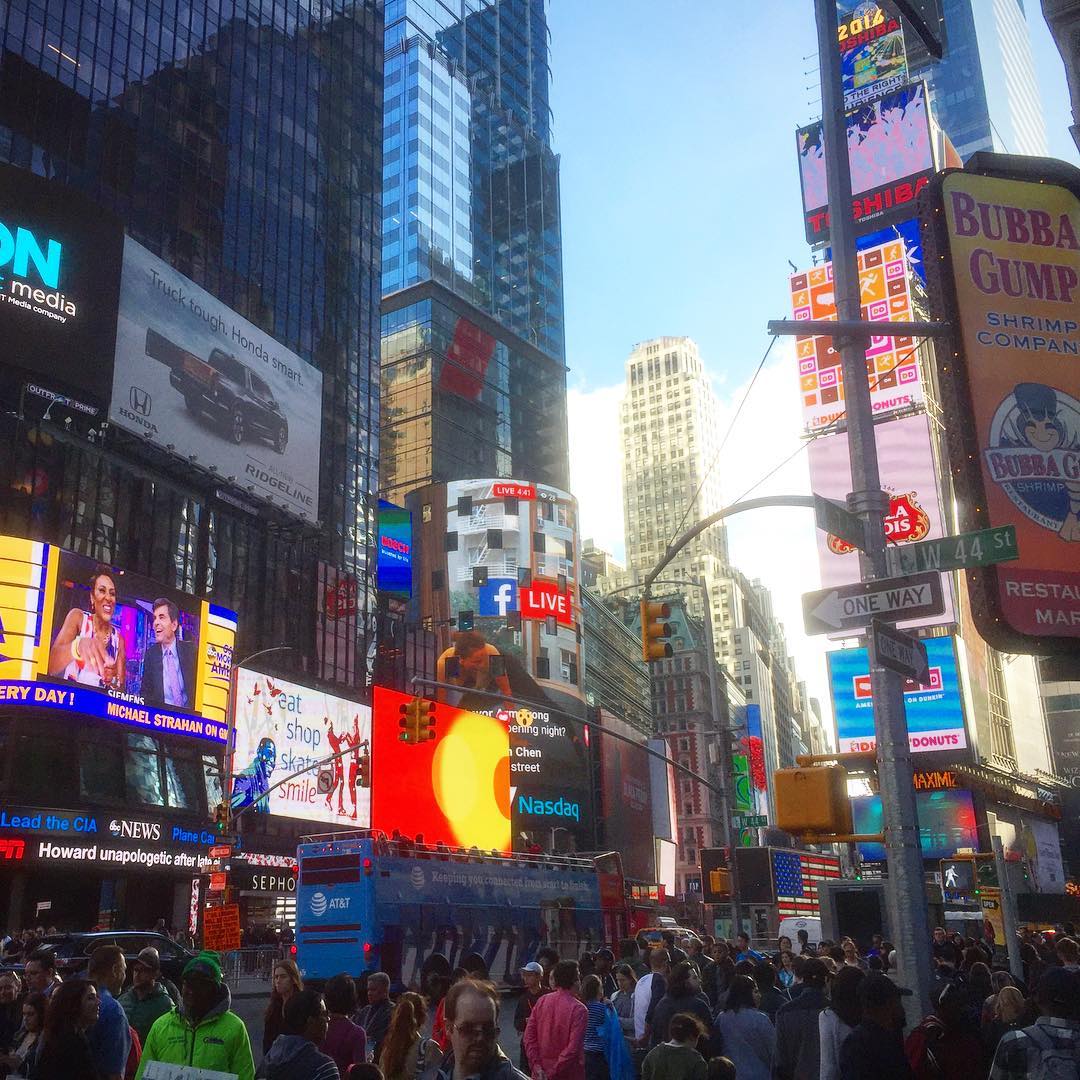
[922,158,1080,653]
[371,686,511,853]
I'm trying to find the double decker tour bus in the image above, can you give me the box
[294,831,626,990]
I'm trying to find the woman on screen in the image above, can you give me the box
[47,567,127,691]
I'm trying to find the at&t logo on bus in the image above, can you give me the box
[309,891,350,916]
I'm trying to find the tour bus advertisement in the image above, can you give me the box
[231,670,372,827]
[0,533,236,744]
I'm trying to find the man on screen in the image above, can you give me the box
[141,598,196,709]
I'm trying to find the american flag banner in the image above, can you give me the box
[772,850,842,917]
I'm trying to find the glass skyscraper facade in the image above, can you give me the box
[915,0,1048,161]
[379,0,568,504]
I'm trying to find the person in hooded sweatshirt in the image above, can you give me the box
[258,990,340,1080]
[135,951,255,1080]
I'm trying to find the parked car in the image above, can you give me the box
[145,328,289,454]
[3,932,195,986]
[635,926,703,952]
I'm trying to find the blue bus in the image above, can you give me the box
[295,832,624,990]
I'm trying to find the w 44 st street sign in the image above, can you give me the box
[802,571,944,635]
[885,525,1018,576]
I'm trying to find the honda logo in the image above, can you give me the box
[129,386,152,415]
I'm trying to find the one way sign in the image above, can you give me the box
[802,571,944,636]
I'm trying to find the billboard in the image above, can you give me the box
[797,81,934,244]
[0,164,124,407]
[852,789,978,861]
[0,534,236,744]
[377,500,412,600]
[923,162,1080,652]
[371,686,510,853]
[316,563,360,685]
[231,671,371,827]
[828,636,967,753]
[839,4,908,108]
[599,712,655,881]
[109,238,323,519]
[791,237,922,433]
[808,413,955,630]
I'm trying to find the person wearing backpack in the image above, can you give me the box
[988,966,1080,1080]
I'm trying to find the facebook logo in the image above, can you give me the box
[478,578,517,617]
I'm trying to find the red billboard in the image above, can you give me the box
[371,686,511,853]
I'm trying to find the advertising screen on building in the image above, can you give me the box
[231,671,371,827]
[923,164,1080,651]
[377,500,412,599]
[791,238,923,433]
[0,534,235,744]
[0,163,124,408]
[838,5,908,108]
[852,789,978,861]
[110,238,323,519]
[371,686,510,853]
[599,712,654,881]
[829,636,967,754]
[808,413,955,630]
[797,82,934,244]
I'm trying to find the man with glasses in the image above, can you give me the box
[423,979,527,1080]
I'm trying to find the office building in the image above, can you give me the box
[916,0,1048,160]
[379,0,569,504]
[1043,0,1080,152]
[0,0,383,931]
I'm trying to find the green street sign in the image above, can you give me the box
[814,495,869,554]
[885,525,1018,576]
[733,813,768,829]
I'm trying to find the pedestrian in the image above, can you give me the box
[773,955,829,1080]
[33,979,101,1080]
[634,949,670,1045]
[751,963,788,1023]
[840,940,867,972]
[837,973,913,1080]
[734,933,765,965]
[0,991,45,1076]
[982,985,1026,1057]
[135,950,255,1080]
[649,963,711,1047]
[264,959,304,1056]
[0,971,23,1049]
[420,978,527,1080]
[380,991,441,1080]
[1055,936,1080,972]
[523,960,588,1080]
[611,965,637,1038]
[988,966,1080,1079]
[119,948,174,1046]
[797,929,815,956]
[640,1013,708,1080]
[322,974,367,1076]
[819,966,863,1080]
[661,934,688,969]
[777,950,797,991]
[87,945,130,1080]
[583,975,611,1080]
[713,973,773,1080]
[258,989,340,1080]
[537,948,561,990]
[356,973,394,1062]
[595,950,618,1000]
[23,951,60,999]
[685,941,717,1009]
[514,962,549,1073]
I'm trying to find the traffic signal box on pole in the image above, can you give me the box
[399,696,436,745]
[772,752,881,843]
[357,751,371,788]
[640,600,674,663]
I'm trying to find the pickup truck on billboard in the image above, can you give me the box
[145,328,289,454]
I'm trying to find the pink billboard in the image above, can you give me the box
[808,413,955,633]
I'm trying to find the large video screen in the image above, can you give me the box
[371,686,510,853]
[852,789,978,861]
[0,535,236,744]
[377,500,412,599]
[829,636,967,754]
[231,670,371,826]
[0,163,124,407]
[599,712,654,880]
[109,238,323,519]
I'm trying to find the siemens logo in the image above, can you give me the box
[516,795,580,822]
[0,223,62,288]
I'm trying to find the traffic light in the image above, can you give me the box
[640,600,673,663]
[399,697,436,745]
[709,868,731,897]
[774,765,853,836]
[357,752,371,788]
[214,800,230,834]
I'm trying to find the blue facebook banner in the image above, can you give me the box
[478,578,517,617]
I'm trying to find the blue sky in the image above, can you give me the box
[551,0,1080,716]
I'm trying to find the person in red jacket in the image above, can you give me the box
[524,961,587,1080]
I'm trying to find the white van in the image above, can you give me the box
[778,916,823,948]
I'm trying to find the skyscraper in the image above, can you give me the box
[917,0,1048,160]
[379,0,568,504]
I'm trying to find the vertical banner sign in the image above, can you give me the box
[923,163,1080,651]
[838,5,908,108]
[377,499,413,599]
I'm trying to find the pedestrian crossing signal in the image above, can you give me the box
[399,697,436,744]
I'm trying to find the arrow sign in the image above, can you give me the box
[802,571,944,635]
[871,618,930,682]
[814,494,870,554]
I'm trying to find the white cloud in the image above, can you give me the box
[568,349,834,735]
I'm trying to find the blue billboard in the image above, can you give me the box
[377,499,412,599]
[478,578,517,617]
[851,789,978,862]
[828,636,966,754]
